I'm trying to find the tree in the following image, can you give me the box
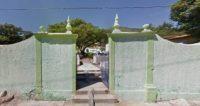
[148,22,185,36]
[171,0,200,37]
[48,18,108,55]
[0,23,33,44]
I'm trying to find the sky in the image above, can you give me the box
[0,0,177,32]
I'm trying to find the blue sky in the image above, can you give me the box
[0,0,177,32]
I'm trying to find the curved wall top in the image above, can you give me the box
[0,36,36,93]
[154,34,200,100]
[155,34,200,46]
[0,36,34,46]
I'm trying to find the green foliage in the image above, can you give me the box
[149,22,185,36]
[0,35,9,43]
[171,0,200,37]
[0,23,33,44]
[48,18,108,54]
[85,52,93,58]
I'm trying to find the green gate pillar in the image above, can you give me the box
[144,29,157,102]
[35,35,43,100]
[108,35,115,92]
[34,32,77,100]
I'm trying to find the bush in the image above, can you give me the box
[0,35,9,44]
[85,52,93,58]
[0,23,33,44]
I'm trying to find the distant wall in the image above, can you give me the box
[100,55,109,87]
[0,37,36,97]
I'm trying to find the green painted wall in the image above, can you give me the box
[0,33,77,100]
[1,30,200,102]
[0,37,36,99]
[109,32,155,102]
[154,35,200,101]
[35,33,77,100]
[109,32,200,102]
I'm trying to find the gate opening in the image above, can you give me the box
[76,47,109,92]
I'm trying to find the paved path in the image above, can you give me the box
[78,63,100,71]
[77,62,100,74]
[77,60,107,91]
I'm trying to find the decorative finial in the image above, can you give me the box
[112,14,121,33]
[66,16,72,34]
[39,25,47,33]
[142,24,152,32]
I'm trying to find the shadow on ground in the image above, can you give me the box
[76,74,102,90]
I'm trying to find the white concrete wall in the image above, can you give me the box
[0,37,36,94]
[154,35,200,101]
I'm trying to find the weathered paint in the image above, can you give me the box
[109,32,157,102]
[0,37,36,99]
[35,36,43,99]
[109,32,148,101]
[108,35,115,92]
[72,42,77,93]
[0,33,77,100]
[1,30,200,102]
[145,34,157,102]
[109,32,200,102]
[154,35,200,101]
[35,33,77,100]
